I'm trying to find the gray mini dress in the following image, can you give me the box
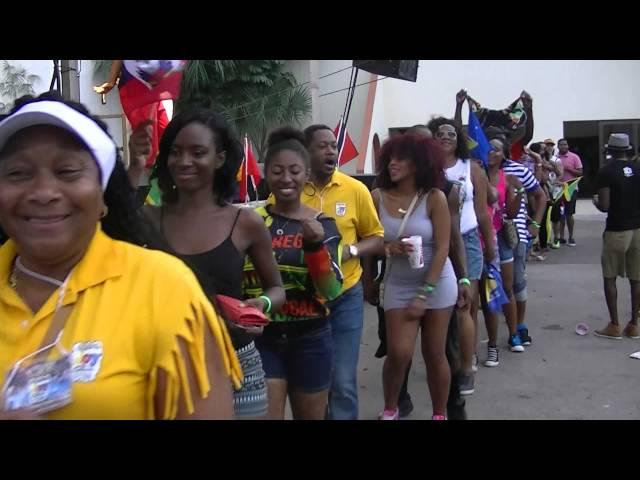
[380,192,458,311]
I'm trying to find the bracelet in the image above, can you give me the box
[415,293,428,302]
[531,221,541,228]
[422,283,437,294]
[515,187,525,194]
[458,278,471,287]
[259,295,272,314]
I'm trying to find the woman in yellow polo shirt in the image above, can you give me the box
[0,93,241,420]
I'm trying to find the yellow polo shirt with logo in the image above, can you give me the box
[0,226,242,420]
[302,170,383,292]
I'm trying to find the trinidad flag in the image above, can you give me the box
[334,117,358,167]
[237,136,262,202]
[119,60,186,167]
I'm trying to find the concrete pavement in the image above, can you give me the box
[357,200,640,420]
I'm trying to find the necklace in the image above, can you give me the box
[10,256,66,289]
[273,214,292,236]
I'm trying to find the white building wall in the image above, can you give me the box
[382,60,640,142]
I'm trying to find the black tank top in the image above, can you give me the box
[161,208,249,348]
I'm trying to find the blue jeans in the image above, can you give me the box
[326,282,364,420]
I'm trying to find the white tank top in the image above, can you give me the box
[445,159,478,234]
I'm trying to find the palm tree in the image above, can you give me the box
[178,60,312,160]
[0,61,40,113]
[90,60,312,160]
[92,60,113,83]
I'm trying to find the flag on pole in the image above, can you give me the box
[237,136,262,203]
[467,103,491,170]
[334,118,358,167]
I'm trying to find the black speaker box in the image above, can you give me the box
[352,60,419,82]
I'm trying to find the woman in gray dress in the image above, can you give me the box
[372,133,457,420]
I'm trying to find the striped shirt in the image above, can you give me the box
[502,160,541,243]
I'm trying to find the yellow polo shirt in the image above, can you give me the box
[0,226,242,420]
[302,171,383,292]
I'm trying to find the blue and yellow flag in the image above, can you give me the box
[468,108,491,170]
[483,263,509,313]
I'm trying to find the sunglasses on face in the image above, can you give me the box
[436,129,457,139]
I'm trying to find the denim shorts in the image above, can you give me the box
[462,228,483,280]
[513,241,528,301]
[256,321,333,393]
[497,231,515,264]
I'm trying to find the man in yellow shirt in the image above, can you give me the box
[302,125,384,420]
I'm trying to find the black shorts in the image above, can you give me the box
[564,191,578,216]
[551,201,563,223]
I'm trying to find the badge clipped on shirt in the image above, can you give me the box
[335,202,347,217]
[71,341,104,383]
[3,352,73,415]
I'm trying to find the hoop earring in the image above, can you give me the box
[303,183,317,197]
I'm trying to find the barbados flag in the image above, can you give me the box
[483,263,509,313]
[467,108,490,170]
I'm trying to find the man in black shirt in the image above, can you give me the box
[593,133,640,340]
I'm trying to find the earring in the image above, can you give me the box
[101,206,109,219]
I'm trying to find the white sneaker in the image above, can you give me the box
[472,353,479,373]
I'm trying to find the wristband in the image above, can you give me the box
[531,221,541,228]
[259,295,272,314]
[458,278,471,287]
[515,187,525,194]
[415,293,428,302]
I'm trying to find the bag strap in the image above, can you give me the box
[381,191,422,285]
[396,192,421,239]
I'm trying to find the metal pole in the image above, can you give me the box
[60,60,80,101]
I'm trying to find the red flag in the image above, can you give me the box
[239,136,262,202]
[334,122,358,166]
[119,60,185,112]
[118,60,185,168]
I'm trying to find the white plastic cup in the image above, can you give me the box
[402,235,424,269]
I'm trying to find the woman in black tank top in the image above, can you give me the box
[129,108,285,419]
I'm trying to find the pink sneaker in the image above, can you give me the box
[432,414,447,420]
[378,408,399,420]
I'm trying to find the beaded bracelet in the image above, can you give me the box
[422,283,437,294]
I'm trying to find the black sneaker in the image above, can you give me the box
[374,343,387,358]
[398,394,414,418]
[458,373,475,396]
[559,238,567,244]
[567,238,576,247]
[447,396,467,420]
[519,327,532,346]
